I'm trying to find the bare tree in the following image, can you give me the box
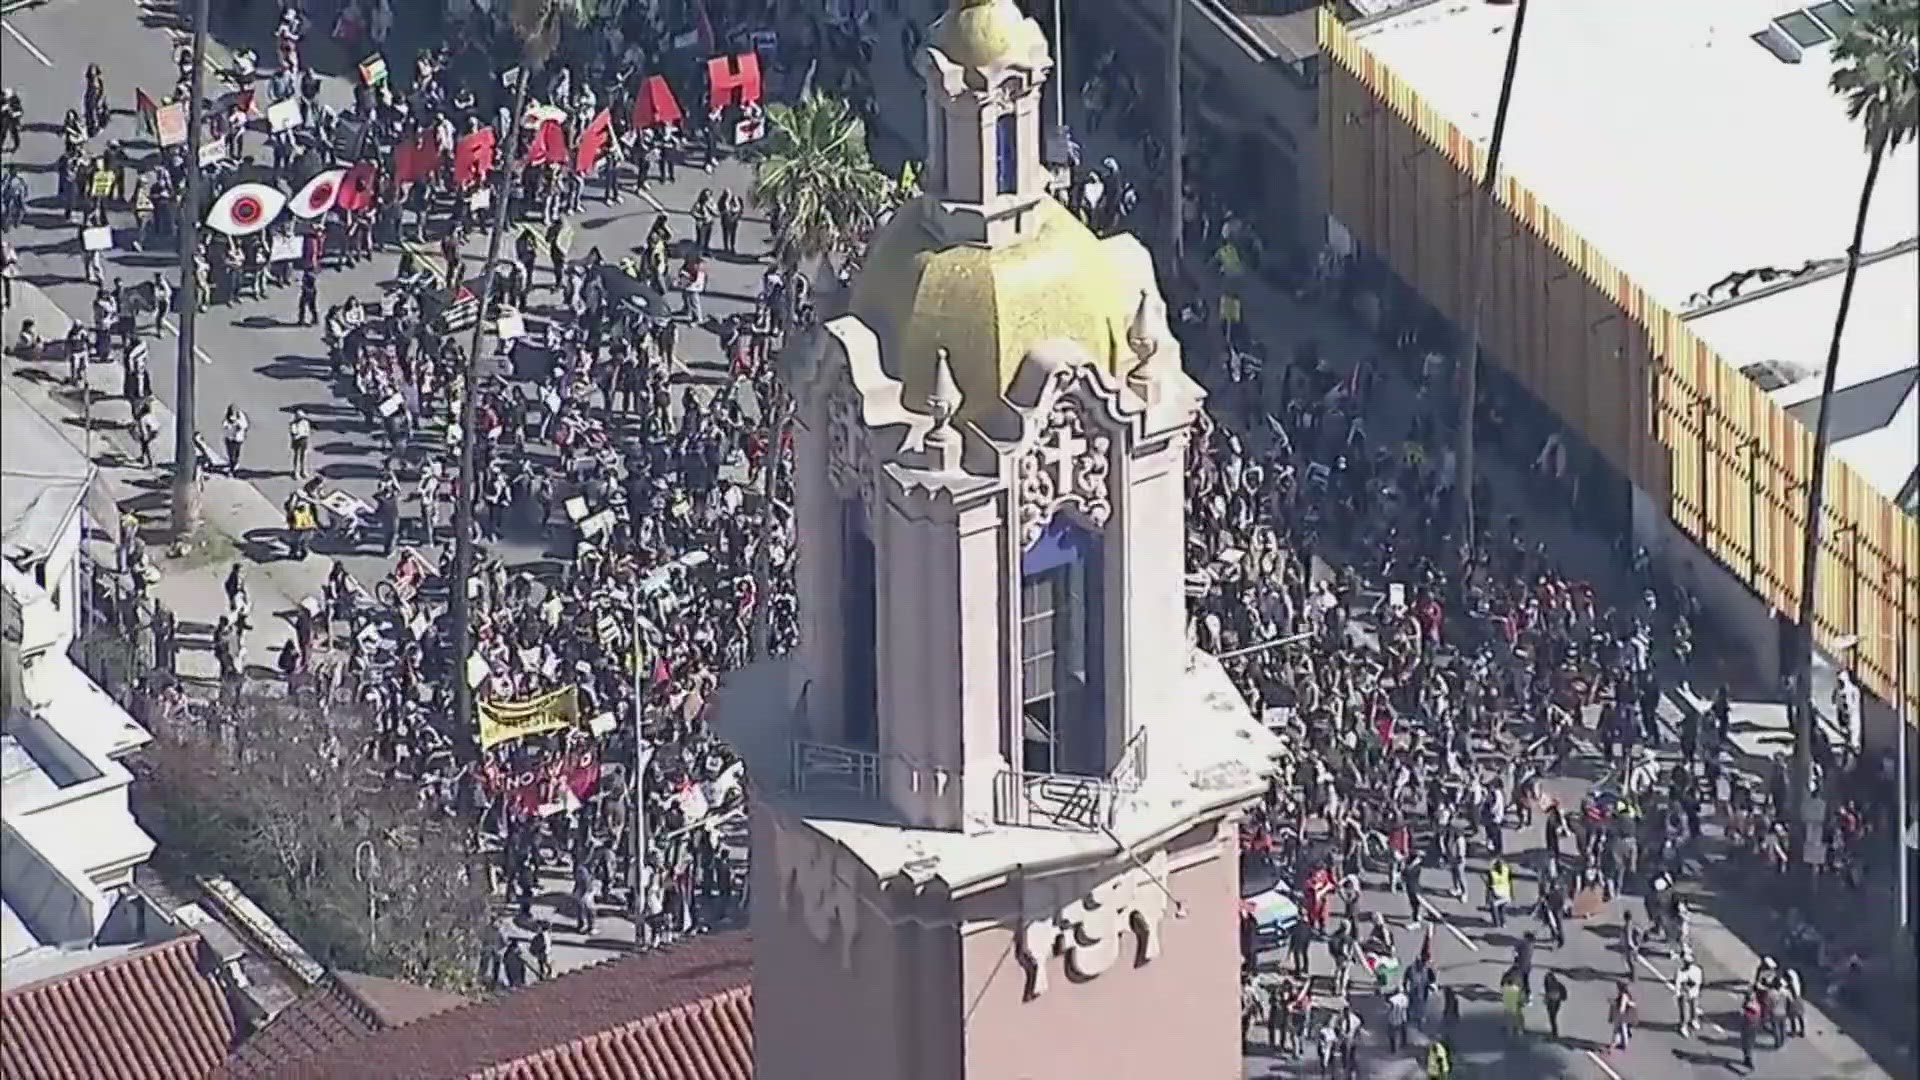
[136,688,491,993]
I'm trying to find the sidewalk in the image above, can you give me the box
[3,282,332,686]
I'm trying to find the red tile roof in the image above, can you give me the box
[258,932,754,1080]
[1,935,242,1080]
[218,973,471,1078]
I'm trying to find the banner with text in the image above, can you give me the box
[477,686,580,749]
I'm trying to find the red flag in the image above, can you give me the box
[524,120,567,167]
[574,109,612,174]
[334,162,377,212]
[706,52,762,112]
[631,75,683,130]
[565,747,601,801]
[453,127,496,190]
[395,133,441,184]
[650,656,670,688]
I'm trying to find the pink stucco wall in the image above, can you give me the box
[959,839,1243,1080]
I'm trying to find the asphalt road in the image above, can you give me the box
[2,0,775,592]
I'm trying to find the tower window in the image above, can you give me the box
[995,112,1019,195]
[1019,519,1105,777]
[842,501,879,749]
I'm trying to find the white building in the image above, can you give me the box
[1344,0,1918,735]
[2,384,159,984]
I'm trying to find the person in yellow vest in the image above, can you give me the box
[1213,239,1244,279]
[1487,856,1514,928]
[1425,1038,1452,1079]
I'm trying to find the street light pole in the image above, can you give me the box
[630,604,653,946]
[1167,0,1183,266]
[1052,0,1065,131]
[169,0,210,539]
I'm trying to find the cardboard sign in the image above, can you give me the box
[199,139,228,167]
[359,54,389,86]
[706,52,763,111]
[580,510,615,538]
[465,652,491,689]
[469,187,491,211]
[497,312,527,340]
[1389,583,1406,611]
[733,116,765,145]
[565,496,590,522]
[82,226,114,252]
[378,392,405,417]
[269,234,303,262]
[588,712,617,736]
[89,171,114,198]
[267,98,303,132]
[154,102,189,146]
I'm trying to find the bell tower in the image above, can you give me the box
[714,4,1284,1078]
[921,0,1053,246]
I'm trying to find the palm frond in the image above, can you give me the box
[1829,0,1920,153]
[751,93,893,261]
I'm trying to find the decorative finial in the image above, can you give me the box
[929,346,964,429]
[1126,289,1159,376]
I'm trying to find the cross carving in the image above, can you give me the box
[1036,422,1088,497]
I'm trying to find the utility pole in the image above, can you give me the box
[1167,0,1183,266]
[451,69,532,759]
[1454,0,1531,562]
[170,0,210,539]
[1899,585,1913,960]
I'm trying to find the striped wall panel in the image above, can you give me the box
[1320,9,1920,716]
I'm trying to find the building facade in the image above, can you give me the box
[716,2,1282,1077]
[1316,5,1918,727]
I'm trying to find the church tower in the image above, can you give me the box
[714,3,1282,1077]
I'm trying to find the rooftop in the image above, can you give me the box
[1,382,97,566]
[0,934,242,1080]
[243,932,753,1080]
[1351,0,1920,312]
[1689,250,1920,503]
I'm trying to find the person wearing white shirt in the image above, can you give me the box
[1675,950,1704,1037]
[222,404,249,475]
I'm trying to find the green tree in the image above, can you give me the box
[750,93,893,266]
[452,0,596,759]
[1786,0,1919,859]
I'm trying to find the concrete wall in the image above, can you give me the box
[959,834,1242,1080]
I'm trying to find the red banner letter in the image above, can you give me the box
[706,52,762,112]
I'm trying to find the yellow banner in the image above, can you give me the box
[477,686,580,750]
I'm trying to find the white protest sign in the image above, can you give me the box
[1389,583,1406,611]
[82,226,115,252]
[267,98,303,132]
[199,139,228,167]
[496,312,527,340]
[378,393,405,417]
[589,712,617,736]
[465,652,491,689]
[469,188,491,211]
[269,234,303,262]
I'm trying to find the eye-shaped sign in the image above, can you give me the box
[206,182,287,236]
[289,167,347,219]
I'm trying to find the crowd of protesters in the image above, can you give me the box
[3,0,1904,1037]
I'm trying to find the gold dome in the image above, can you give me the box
[849,197,1135,419]
[929,0,1051,70]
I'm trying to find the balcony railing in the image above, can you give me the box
[994,770,1126,833]
[790,740,882,800]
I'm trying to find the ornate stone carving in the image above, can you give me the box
[1018,398,1112,548]
[1017,851,1173,999]
[773,822,862,969]
[825,376,872,509]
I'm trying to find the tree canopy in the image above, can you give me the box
[750,93,894,264]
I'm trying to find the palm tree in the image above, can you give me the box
[742,94,887,659]
[450,0,592,755]
[1785,0,1919,860]
[1454,0,1532,559]
[749,93,892,268]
